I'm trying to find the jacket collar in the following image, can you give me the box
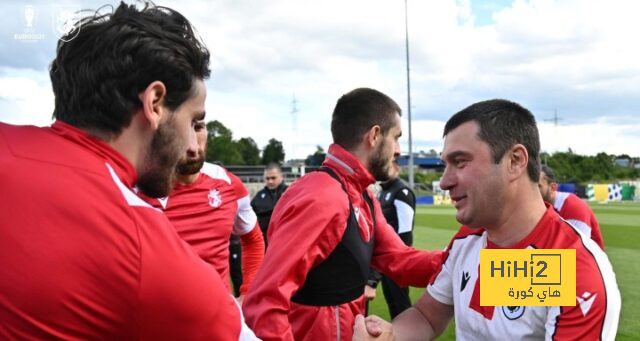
[322,144,375,193]
[51,120,138,188]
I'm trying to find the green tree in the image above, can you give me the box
[237,137,261,165]
[262,138,285,165]
[544,150,638,183]
[205,120,242,165]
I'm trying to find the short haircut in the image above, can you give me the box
[265,162,283,173]
[331,88,401,150]
[540,164,557,183]
[50,2,210,138]
[443,99,541,182]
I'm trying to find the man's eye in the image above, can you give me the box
[455,159,467,167]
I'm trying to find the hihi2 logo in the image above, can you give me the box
[480,249,576,306]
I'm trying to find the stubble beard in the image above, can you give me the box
[137,118,183,198]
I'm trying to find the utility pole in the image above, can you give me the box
[290,94,298,160]
[544,109,562,126]
[404,0,414,190]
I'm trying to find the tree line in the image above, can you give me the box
[410,150,639,186]
[204,120,639,184]
[204,121,285,165]
[541,151,638,183]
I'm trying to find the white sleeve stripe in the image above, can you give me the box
[233,195,258,235]
[106,163,159,211]
[562,218,621,341]
[393,199,414,234]
[566,219,591,238]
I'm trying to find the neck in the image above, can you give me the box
[486,182,547,248]
[349,145,370,171]
[175,172,200,185]
[106,114,152,174]
[549,190,557,206]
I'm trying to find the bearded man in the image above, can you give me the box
[243,87,445,341]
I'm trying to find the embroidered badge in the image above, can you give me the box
[208,189,222,208]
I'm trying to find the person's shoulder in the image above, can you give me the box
[563,192,589,208]
[0,123,103,173]
[442,226,485,254]
[281,170,347,205]
[544,214,611,280]
[393,182,415,201]
[199,162,232,185]
[252,186,268,197]
[453,225,485,240]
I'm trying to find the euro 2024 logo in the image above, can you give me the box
[52,5,82,42]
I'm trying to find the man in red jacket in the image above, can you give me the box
[0,2,256,339]
[243,88,444,340]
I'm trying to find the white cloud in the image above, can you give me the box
[0,67,54,126]
[538,118,640,156]
[0,0,639,160]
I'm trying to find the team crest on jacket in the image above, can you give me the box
[208,189,222,208]
[502,306,525,320]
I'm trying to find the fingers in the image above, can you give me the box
[364,315,384,336]
[353,314,368,341]
[354,315,395,341]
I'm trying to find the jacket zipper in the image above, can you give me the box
[335,305,340,340]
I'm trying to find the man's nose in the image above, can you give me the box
[440,166,455,191]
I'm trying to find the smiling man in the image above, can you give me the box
[355,99,620,341]
[243,87,444,341]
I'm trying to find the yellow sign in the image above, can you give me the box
[480,249,576,306]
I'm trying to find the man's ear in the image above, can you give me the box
[506,144,529,181]
[363,125,381,149]
[550,181,559,191]
[138,81,167,131]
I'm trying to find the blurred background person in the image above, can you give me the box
[374,162,416,318]
[251,162,288,247]
[539,164,604,249]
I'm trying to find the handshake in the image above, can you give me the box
[353,314,396,341]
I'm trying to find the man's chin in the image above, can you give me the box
[137,170,174,198]
[176,160,204,176]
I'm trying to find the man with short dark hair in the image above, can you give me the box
[539,164,604,249]
[355,99,620,340]
[243,87,444,341]
[139,121,265,302]
[251,162,288,246]
[0,2,256,339]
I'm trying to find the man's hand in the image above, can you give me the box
[364,285,377,301]
[353,314,395,341]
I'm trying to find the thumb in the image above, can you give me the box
[353,314,367,341]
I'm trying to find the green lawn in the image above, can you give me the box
[367,201,640,340]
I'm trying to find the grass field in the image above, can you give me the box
[367,201,640,340]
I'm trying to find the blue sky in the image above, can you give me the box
[1,0,639,159]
